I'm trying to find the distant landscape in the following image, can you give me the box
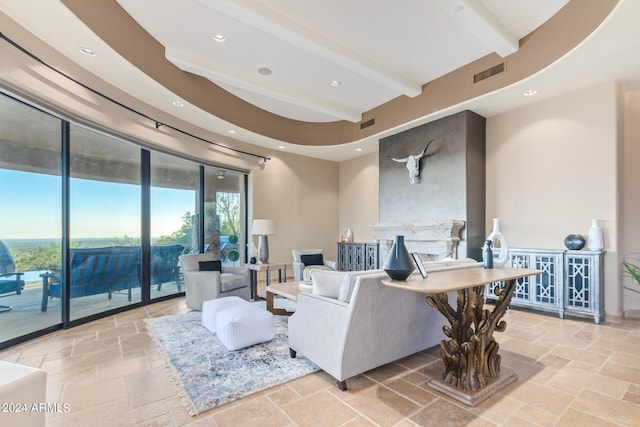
[4,238,150,274]
[3,238,123,251]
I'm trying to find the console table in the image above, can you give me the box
[383,266,541,406]
[484,248,605,323]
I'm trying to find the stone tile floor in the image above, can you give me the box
[1,294,640,426]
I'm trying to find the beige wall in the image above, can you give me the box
[338,152,379,244]
[623,91,640,315]
[249,148,379,267]
[250,151,340,264]
[487,81,622,319]
[338,81,631,319]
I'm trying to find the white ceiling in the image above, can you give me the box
[2,0,640,161]
[116,0,566,123]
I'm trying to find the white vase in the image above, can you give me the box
[486,218,509,267]
[588,219,604,250]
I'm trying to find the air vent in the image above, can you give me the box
[360,118,375,129]
[473,63,505,83]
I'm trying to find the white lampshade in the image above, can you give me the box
[252,219,275,236]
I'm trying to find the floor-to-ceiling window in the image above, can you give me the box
[150,151,199,299]
[0,89,248,348]
[204,166,246,266]
[0,93,62,342]
[68,124,142,320]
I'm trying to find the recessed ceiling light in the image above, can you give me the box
[355,148,363,152]
[330,80,341,87]
[277,145,285,149]
[227,129,237,135]
[79,47,96,57]
[172,101,184,107]
[258,67,272,76]
[454,5,464,13]
[213,34,226,43]
[523,89,538,97]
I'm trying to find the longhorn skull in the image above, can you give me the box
[388,140,434,184]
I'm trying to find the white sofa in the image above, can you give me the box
[288,259,478,390]
[179,253,250,310]
[0,361,47,427]
[291,249,338,282]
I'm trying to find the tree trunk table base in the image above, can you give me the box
[428,365,517,406]
[383,267,541,407]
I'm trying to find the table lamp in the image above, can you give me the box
[252,219,275,263]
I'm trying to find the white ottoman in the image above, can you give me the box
[201,296,247,334]
[216,303,275,351]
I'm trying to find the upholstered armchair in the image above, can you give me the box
[291,249,337,282]
[178,253,250,311]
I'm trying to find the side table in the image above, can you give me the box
[246,262,287,300]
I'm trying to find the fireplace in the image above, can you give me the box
[371,221,465,265]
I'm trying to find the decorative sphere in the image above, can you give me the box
[228,250,240,262]
[249,257,257,264]
[564,234,585,250]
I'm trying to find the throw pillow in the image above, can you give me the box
[300,253,324,266]
[311,270,344,299]
[199,260,222,272]
[338,273,357,303]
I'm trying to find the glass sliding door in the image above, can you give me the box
[0,93,63,341]
[150,151,199,299]
[203,167,246,266]
[0,92,249,347]
[68,124,141,320]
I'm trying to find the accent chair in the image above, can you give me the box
[179,253,250,310]
[291,248,337,282]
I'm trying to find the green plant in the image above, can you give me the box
[623,260,640,294]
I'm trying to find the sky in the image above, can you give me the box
[0,169,195,239]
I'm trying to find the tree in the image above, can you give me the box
[112,235,140,246]
[217,193,240,237]
[13,242,62,271]
[155,211,192,247]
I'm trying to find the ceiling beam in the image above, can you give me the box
[194,0,423,97]
[166,47,363,122]
[437,0,519,58]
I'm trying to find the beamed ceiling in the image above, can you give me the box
[1,0,640,161]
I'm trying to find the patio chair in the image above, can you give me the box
[151,244,184,291]
[0,240,25,313]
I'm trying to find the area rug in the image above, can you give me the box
[145,301,318,415]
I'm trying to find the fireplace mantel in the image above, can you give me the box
[371,221,466,263]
